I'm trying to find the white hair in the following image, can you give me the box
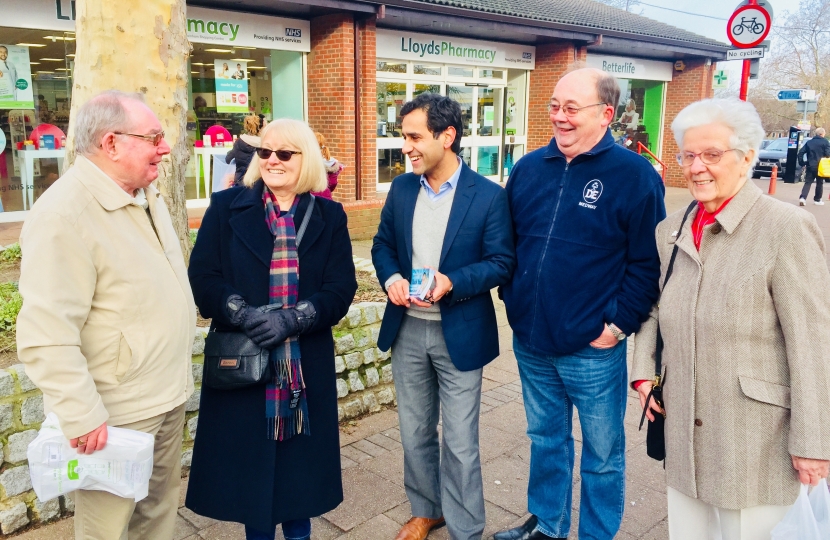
[816,127,826,137]
[671,98,765,175]
[74,90,145,156]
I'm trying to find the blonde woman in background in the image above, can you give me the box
[225,114,264,187]
[311,132,344,200]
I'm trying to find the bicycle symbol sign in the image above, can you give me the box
[727,5,771,48]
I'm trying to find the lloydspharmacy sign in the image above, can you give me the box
[377,29,535,70]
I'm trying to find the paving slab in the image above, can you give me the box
[333,514,402,540]
[481,454,531,516]
[479,401,528,438]
[479,424,525,464]
[323,467,407,531]
[174,515,199,540]
[359,446,405,487]
[338,409,400,447]
[482,365,520,385]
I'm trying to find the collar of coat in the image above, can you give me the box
[712,179,762,235]
[542,128,616,162]
[74,155,162,211]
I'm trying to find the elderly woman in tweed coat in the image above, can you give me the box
[632,98,830,540]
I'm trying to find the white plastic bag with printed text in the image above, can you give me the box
[770,483,822,540]
[27,413,155,502]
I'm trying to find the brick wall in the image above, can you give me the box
[309,14,358,202]
[527,42,583,152]
[661,59,715,187]
[357,17,378,201]
[344,199,384,240]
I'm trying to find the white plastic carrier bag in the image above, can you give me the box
[770,483,822,540]
[27,413,155,502]
[809,478,830,536]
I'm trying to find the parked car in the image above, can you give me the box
[760,139,774,150]
[752,137,808,179]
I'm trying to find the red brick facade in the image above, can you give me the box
[661,59,715,187]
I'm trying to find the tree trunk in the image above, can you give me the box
[66,0,192,261]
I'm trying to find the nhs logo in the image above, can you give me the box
[285,28,302,37]
[522,52,532,59]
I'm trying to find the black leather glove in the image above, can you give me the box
[242,301,317,349]
[225,294,258,327]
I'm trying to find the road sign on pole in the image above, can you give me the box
[728,0,771,101]
[777,89,815,101]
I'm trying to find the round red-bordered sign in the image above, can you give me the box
[727,4,771,48]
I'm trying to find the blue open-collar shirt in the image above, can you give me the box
[418,156,462,202]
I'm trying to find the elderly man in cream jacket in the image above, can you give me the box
[16,90,195,540]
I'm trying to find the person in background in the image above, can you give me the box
[633,98,830,540]
[797,126,830,206]
[619,98,639,130]
[17,90,195,540]
[225,114,264,187]
[186,118,357,540]
[311,132,343,200]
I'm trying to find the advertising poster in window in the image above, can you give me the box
[0,45,35,110]
[214,59,248,113]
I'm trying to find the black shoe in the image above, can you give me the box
[492,515,565,540]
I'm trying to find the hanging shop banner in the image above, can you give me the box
[585,54,673,82]
[376,29,535,70]
[0,45,35,110]
[4,1,311,53]
[214,59,248,113]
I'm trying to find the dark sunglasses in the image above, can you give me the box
[255,148,302,161]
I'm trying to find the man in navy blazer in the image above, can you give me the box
[372,93,515,540]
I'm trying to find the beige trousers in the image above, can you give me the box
[74,403,186,540]
[667,486,790,540]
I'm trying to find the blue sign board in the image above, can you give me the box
[777,89,805,100]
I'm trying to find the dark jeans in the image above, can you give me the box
[800,167,825,201]
[245,519,311,540]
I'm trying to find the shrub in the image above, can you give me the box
[189,230,198,246]
[0,282,22,333]
[0,243,21,263]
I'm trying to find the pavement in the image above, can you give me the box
[12,180,830,539]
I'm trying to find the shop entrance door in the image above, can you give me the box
[448,84,505,182]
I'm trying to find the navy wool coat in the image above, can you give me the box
[185,182,357,530]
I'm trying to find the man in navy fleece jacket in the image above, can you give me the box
[494,68,665,540]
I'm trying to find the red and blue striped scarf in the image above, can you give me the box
[262,187,309,441]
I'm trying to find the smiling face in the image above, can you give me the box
[550,70,614,160]
[401,108,456,178]
[681,122,755,212]
[116,101,170,191]
[0,47,7,61]
[258,131,302,195]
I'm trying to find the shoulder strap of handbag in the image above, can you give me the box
[295,194,315,247]
[655,200,697,378]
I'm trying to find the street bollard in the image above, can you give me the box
[768,165,777,195]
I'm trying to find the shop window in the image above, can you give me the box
[448,66,473,78]
[611,78,664,157]
[479,69,504,79]
[377,61,407,74]
[476,87,502,137]
[447,86,473,136]
[377,148,404,186]
[414,64,441,76]
[377,82,406,137]
[414,84,440,99]
[476,146,499,176]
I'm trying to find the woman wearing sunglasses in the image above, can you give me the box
[186,118,357,540]
[631,98,830,540]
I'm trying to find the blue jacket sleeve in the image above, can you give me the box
[371,180,403,292]
[611,181,666,335]
[444,188,516,305]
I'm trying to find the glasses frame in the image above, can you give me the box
[255,148,302,161]
[114,131,165,146]
[547,102,607,117]
[675,148,740,167]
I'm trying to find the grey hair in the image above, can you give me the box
[74,90,145,156]
[561,65,621,113]
[816,127,826,137]
[671,98,765,176]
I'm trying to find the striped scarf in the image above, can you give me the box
[262,187,309,441]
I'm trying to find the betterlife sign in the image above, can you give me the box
[586,54,673,82]
[3,1,310,52]
[376,29,535,70]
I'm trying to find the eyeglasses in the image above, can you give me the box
[547,102,606,117]
[675,148,740,167]
[114,131,165,146]
[255,148,302,161]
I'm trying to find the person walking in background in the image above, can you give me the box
[225,114,263,187]
[16,90,196,539]
[372,93,515,540]
[312,131,343,200]
[186,118,357,540]
[495,67,665,540]
[797,127,830,206]
[633,98,830,540]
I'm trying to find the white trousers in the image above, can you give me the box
[667,486,790,540]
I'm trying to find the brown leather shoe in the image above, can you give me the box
[393,516,446,540]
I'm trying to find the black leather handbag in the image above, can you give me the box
[201,195,315,391]
[639,201,696,462]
